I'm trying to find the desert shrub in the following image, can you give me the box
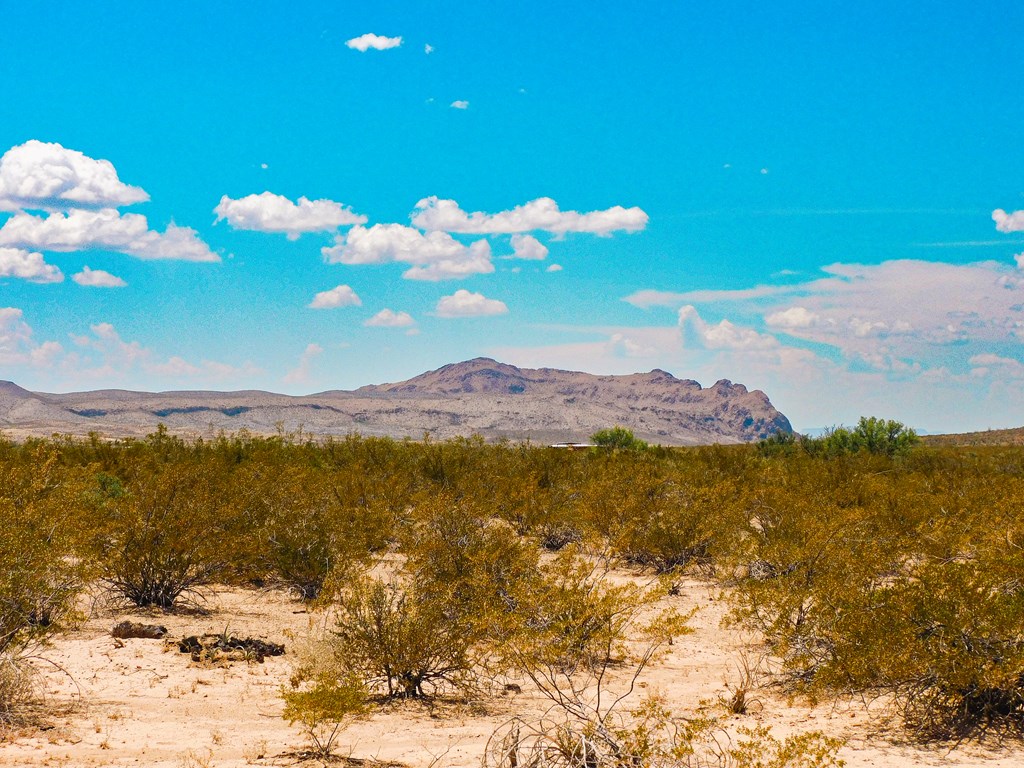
[0,448,91,722]
[404,496,540,622]
[282,666,367,759]
[616,476,740,573]
[311,434,420,523]
[490,446,585,548]
[414,434,494,493]
[96,460,240,608]
[329,574,483,698]
[234,462,392,600]
[757,430,800,458]
[729,455,925,676]
[488,551,839,768]
[486,701,844,768]
[306,495,540,700]
[577,451,747,572]
[728,449,1024,739]
[500,547,688,710]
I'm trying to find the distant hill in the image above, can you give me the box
[0,358,792,445]
[923,426,1024,447]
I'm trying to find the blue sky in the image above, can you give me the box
[2,1,1024,433]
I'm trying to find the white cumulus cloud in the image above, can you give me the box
[546,263,563,272]
[401,242,493,281]
[364,309,416,327]
[346,33,403,51]
[72,266,126,288]
[0,247,63,283]
[509,234,548,260]
[765,306,820,329]
[322,224,494,281]
[0,140,149,212]
[450,100,469,110]
[678,305,779,350]
[213,192,366,239]
[435,289,508,318]
[993,208,1024,233]
[0,209,219,262]
[412,196,648,236]
[308,284,362,309]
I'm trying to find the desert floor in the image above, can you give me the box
[2,576,1022,768]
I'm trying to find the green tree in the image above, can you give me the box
[820,416,919,457]
[590,426,648,451]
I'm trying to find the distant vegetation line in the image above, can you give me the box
[923,425,1024,446]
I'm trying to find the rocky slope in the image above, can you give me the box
[0,358,791,445]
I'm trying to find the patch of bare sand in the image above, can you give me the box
[1,578,1021,767]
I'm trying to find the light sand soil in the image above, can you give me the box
[1,578,1021,767]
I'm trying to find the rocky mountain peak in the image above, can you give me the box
[0,359,792,445]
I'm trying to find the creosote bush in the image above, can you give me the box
[234,462,392,600]
[486,698,845,768]
[97,460,239,608]
[729,446,1024,740]
[0,446,91,723]
[282,668,367,760]
[502,548,686,682]
[322,496,540,699]
[330,575,481,698]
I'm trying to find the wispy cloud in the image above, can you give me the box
[678,305,778,350]
[58,320,259,384]
[283,343,323,384]
[624,284,792,308]
[913,240,1022,248]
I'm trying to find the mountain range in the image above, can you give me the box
[0,358,792,445]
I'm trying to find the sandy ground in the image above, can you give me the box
[1,577,1022,768]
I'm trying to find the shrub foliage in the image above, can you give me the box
[7,416,1024,744]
